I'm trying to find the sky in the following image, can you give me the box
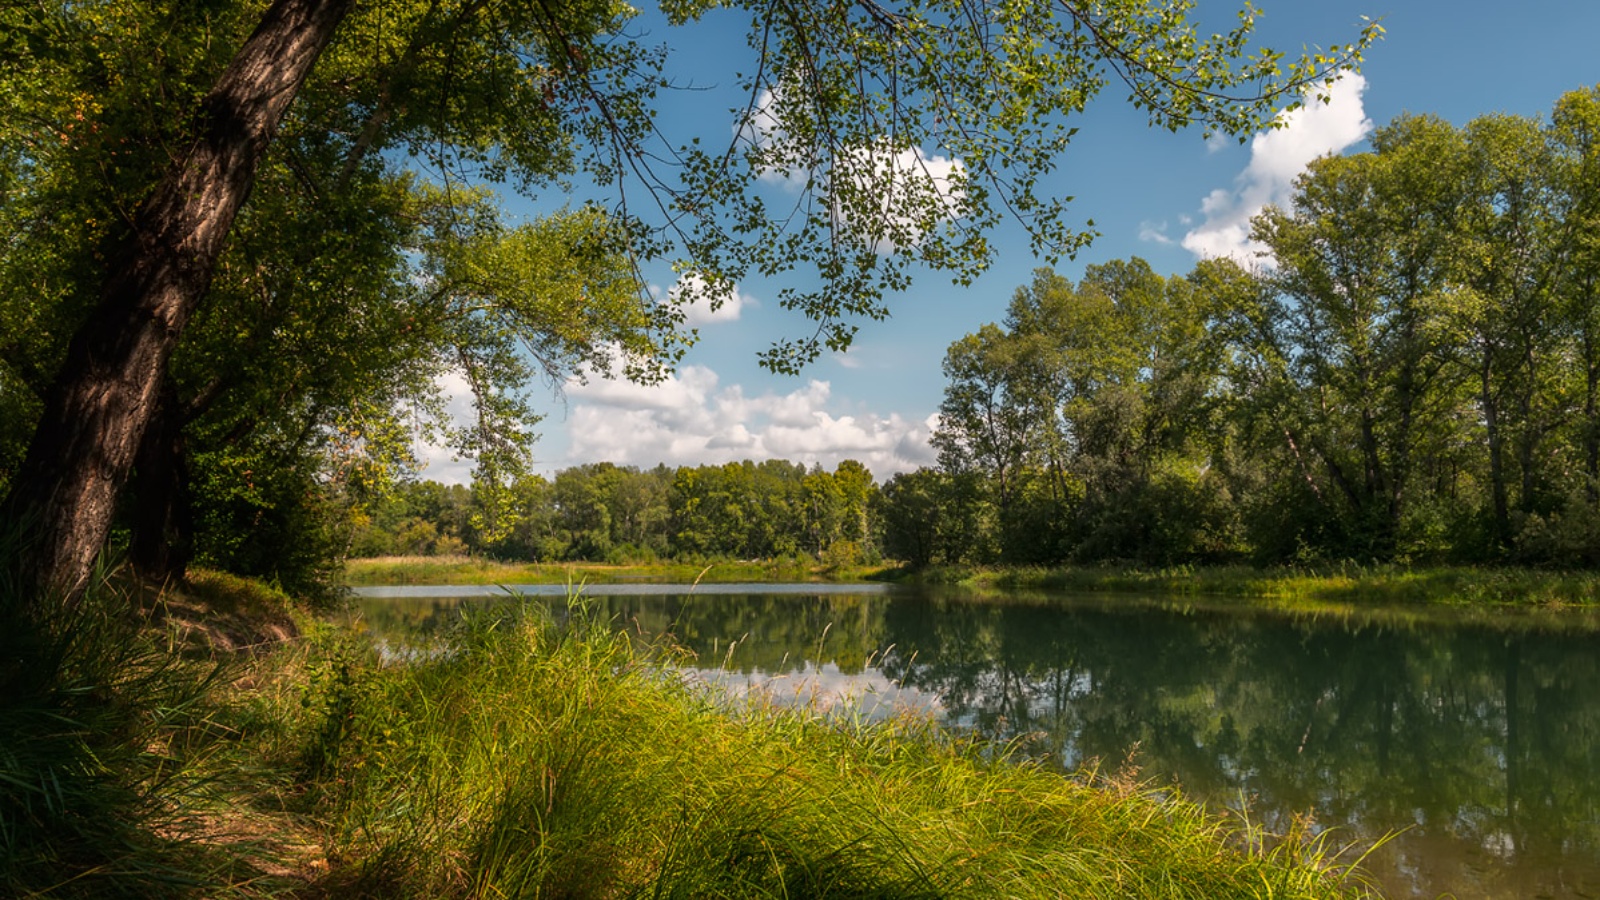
[419,0,1600,485]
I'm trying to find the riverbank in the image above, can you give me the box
[347,554,1600,606]
[343,554,902,586]
[2,570,1376,898]
[913,563,1600,606]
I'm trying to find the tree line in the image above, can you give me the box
[898,91,1600,567]
[353,459,880,567]
[42,89,1600,586]
[0,0,1369,604]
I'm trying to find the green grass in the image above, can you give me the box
[342,554,899,586]
[907,562,1600,606]
[345,555,1600,609]
[0,568,274,898]
[297,604,1377,898]
[2,566,1380,898]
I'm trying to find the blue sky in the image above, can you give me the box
[422,1,1600,484]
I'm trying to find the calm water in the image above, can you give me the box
[345,583,1600,899]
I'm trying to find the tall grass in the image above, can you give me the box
[0,551,1384,897]
[301,603,1377,898]
[0,567,247,897]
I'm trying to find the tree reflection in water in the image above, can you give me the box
[346,586,1600,899]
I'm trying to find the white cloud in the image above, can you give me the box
[412,370,477,485]
[669,271,755,326]
[555,365,937,478]
[1182,74,1373,264]
[1138,220,1175,246]
[738,89,966,253]
[740,89,781,148]
[410,360,939,484]
[835,143,966,254]
[738,88,808,189]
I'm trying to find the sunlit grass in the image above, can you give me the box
[915,562,1600,607]
[342,554,898,586]
[352,555,1600,609]
[296,603,1377,898]
[3,561,1382,897]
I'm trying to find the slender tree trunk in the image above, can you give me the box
[1483,360,1511,551]
[1516,430,1540,516]
[1586,353,1600,504]
[1514,336,1543,516]
[1388,310,1424,552]
[1,0,355,604]
[1580,281,1600,505]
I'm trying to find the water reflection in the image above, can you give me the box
[343,586,1600,899]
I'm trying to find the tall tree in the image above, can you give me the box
[1553,88,1600,507]
[1252,115,1468,557]
[933,324,1037,522]
[3,0,356,599]
[932,259,1241,563]
[1,0,1375,600]
[1450,114,1569,547]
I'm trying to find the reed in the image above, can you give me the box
[0,567,259,897]
[1,558,1382,897]
[298,602,1377,898]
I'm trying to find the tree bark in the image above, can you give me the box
[128,378,195,585]
[1586,348,1599,505]
[1483,359,1512,552]
[1,0,355,604]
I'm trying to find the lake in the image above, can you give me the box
[345,582,1600,899]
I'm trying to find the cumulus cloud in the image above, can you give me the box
[669,271,755,326]
[557,365,937,477]
[736,89,803,188]
[411,369,478,485]
[738,89,966,252]
[1181,74,1373,264]
[835,144,966,254]
[411,360,937,484]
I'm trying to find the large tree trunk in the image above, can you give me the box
[128,379,195,585]
[1,0,355,604]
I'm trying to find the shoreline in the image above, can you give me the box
[1,568,1380,897]
[345,555,1600,606]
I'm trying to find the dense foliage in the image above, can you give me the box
[912,91,1600,567]
[0,0,1373,600]
[352,458,882,566]
[355,87,1600,574]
